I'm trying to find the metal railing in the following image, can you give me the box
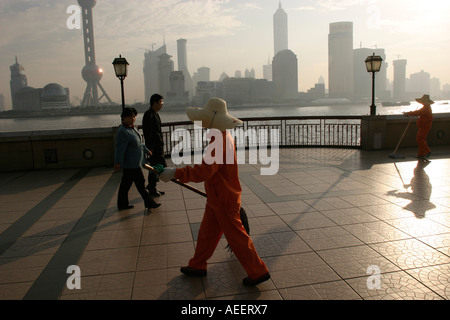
[140,116,362,156]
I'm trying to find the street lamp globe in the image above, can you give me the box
[112,55,129,80]
[365,53,383,73]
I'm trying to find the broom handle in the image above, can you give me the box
[393,117,412,154]
[171,179,207,197]
[143,163,207,197]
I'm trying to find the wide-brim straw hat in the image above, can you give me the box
[415,94,434,105]
[185,98,243,131]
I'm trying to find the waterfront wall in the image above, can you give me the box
[361,113,450,150]
[1,114,449,172]
[0,127,117,172]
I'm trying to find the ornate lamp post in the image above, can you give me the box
[365,53,383,116]
[112,55,129,112]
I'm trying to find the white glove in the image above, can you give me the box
[159,167,176,182]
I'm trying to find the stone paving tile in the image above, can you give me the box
[345,271,444,300]
[341,220,412,244]
[369,238,450,269]
[1,146,450,301]
[405,264,450,299]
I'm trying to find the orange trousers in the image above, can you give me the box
[175,131,268,279]
[416,124,431,156]
[188,203,268,279]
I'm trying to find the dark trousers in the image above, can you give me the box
[118,168,154,208]
[147,153,166,193]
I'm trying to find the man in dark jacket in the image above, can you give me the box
[142,94,167,197]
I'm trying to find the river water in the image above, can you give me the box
[1,100,449,133]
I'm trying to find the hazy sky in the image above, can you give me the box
[1,0,450,109]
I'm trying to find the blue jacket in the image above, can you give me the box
[114,125,149,168]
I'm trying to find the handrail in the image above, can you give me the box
[139,116,363,155]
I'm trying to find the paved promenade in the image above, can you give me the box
[0,146,449,300]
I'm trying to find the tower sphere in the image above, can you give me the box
[77,0,96,8]
[82,64,103,82]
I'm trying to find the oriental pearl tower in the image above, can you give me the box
[78,0,112,106]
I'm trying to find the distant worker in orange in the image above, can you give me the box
[404,94,434,159]
[159,98,270,286]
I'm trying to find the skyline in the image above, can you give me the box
[1,0,450,109]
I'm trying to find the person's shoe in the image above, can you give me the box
[118,205,134,211]
[146,201,161,209]
[156,189,165,195]
[149,190,161,198]
[242,273,271,286]
[146,186,159,196]
[416,155,426,159]
[425,152,432,158]
[180,266,207,277]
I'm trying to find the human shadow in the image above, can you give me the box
[156,263,262,300]
[388,160,435,218]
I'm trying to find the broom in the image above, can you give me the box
[143,163,250,252]
[388,117,412,159]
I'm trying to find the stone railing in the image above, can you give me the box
[1,114,449,172]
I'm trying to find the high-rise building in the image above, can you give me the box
[245,68,255,79]
[430,78,441,98]
[328,22,354,99]
[10,56,28,109]
[194,67,210,82]
[263,55,272,81]
[177,38,194,99]
[409,70,430,96]
[158,53,175,99]
[192,66,211,97]
[393,59,407,101]
[143,44,168,102]
[0,94,5,111]
[273,2,288,56]
[272,49,298,100]
[166,71,189,104]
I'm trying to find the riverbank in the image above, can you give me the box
[0,99,373,119]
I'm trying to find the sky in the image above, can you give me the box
[1,0,450,109]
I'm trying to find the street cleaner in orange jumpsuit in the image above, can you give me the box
[404,94,434,159]
[159,98,270,286]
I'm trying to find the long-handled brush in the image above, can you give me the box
[143,163,250,252]
[393,162,409,190]
[388,117,412,159]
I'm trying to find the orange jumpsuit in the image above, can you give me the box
[174,131,268,279]
[408,105,432,157]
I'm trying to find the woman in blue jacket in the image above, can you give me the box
[114,107,160,212]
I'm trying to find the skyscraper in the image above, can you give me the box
[177,38,194,99]
[272,49,298,100]
[263,55,272,81]
[158,53,175,98]
[409,70,430,97]
[143,44,168,102]
[273,2,288,56]
[10,56,28,109]
[328,22,354,99]
[393,59,407,101]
